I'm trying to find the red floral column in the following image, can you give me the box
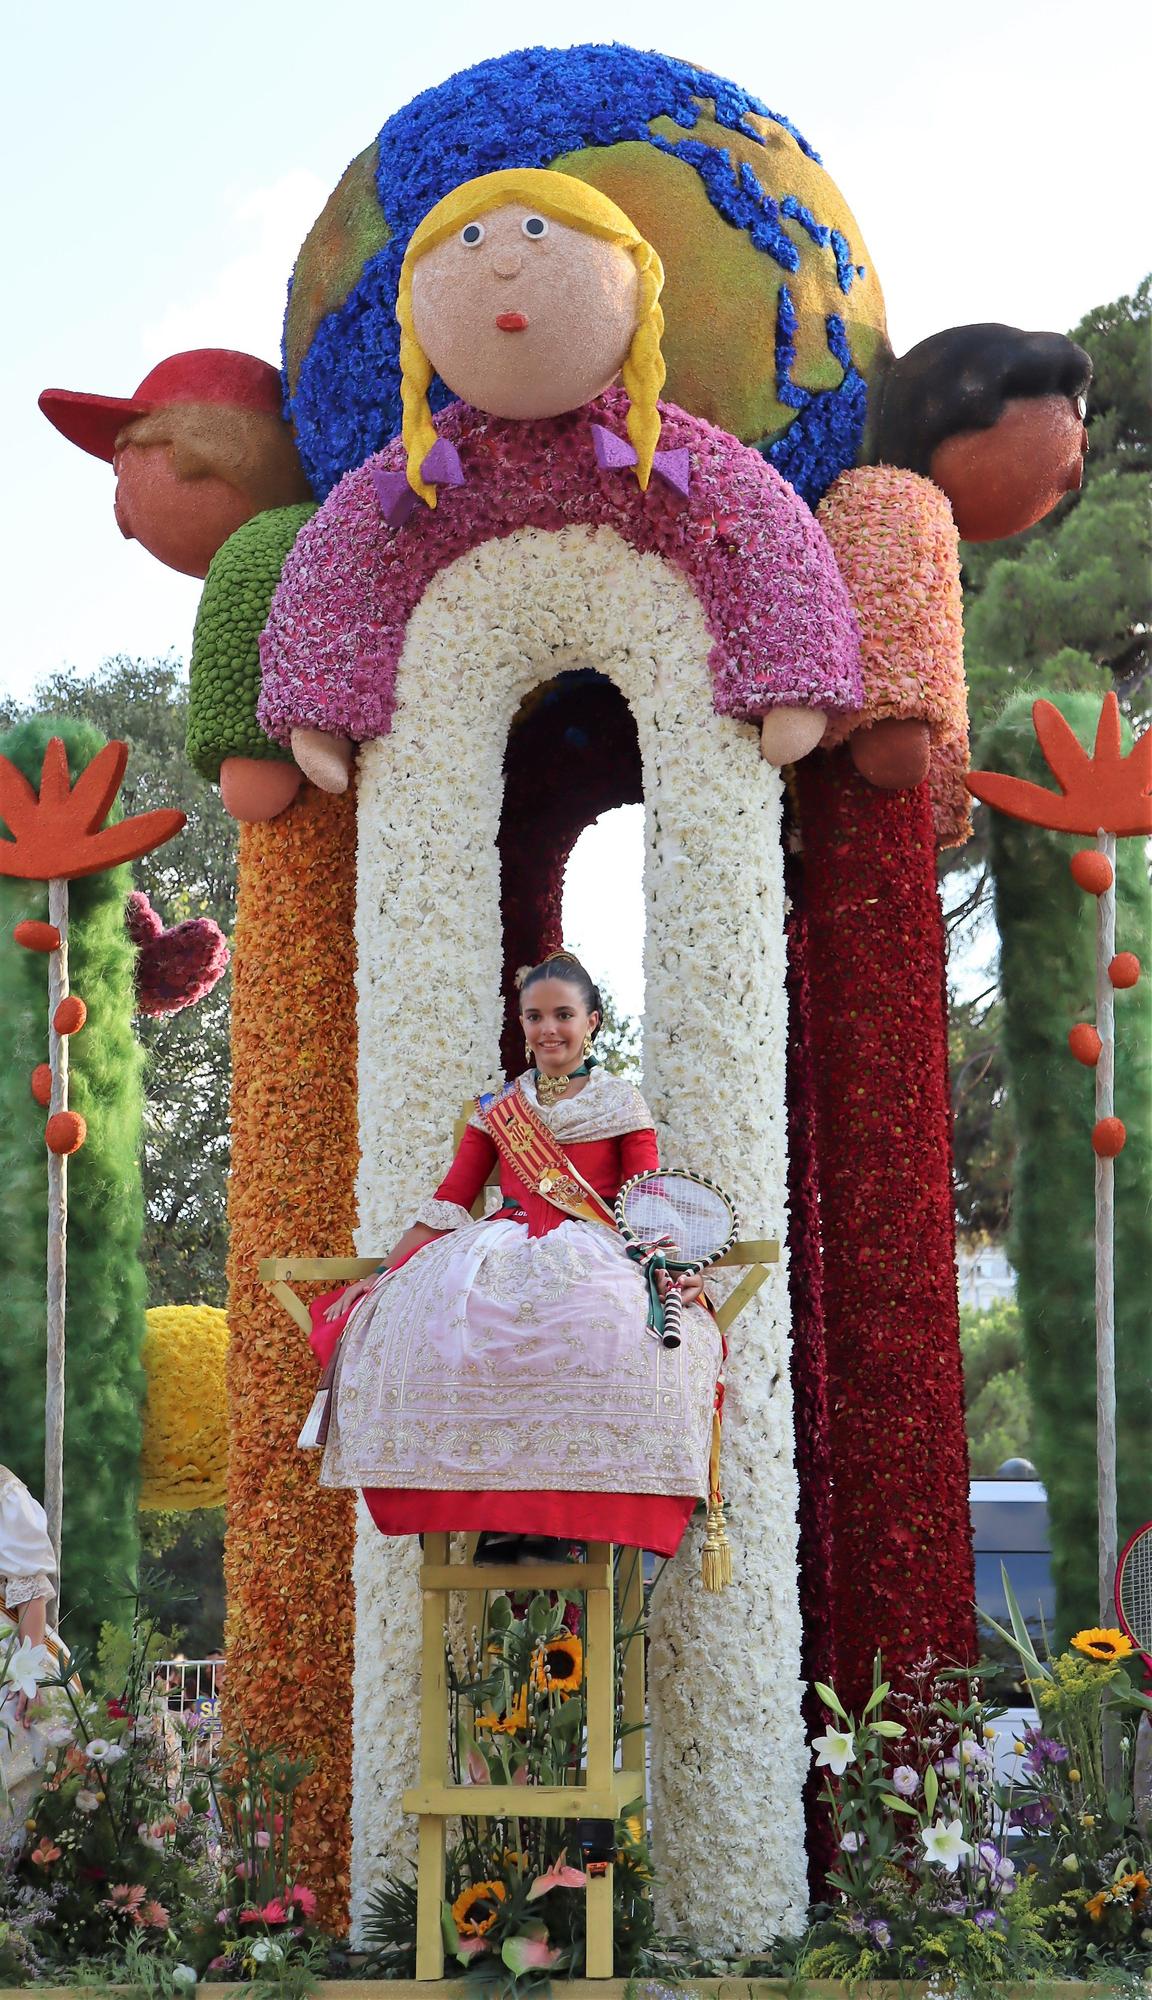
[797,753,975,1707]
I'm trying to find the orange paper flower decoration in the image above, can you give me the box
[0,737,186,880]
[967,694,1152,838]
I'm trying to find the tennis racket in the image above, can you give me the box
[616,1170,737,1349]
[1115,1520,1152,1673]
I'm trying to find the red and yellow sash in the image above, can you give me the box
[476,1079,617,1230]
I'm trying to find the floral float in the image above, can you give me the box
[36,39,1096,1949]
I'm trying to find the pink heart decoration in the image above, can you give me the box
[126,890,230,1017]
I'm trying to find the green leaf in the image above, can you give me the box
[441,1901,461,1958]
[813,1681,849,1721]
[487,1595,512,1632]
[526,1593,552,1637]
[924,1764,939,1816]
[879,1794,919,1814]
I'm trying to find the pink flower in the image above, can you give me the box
[527,1849,587,1899]
[288,1884,317,1919]
[502,1934,563,1972]
[254,1829,271,1849]
[105,1883,148,1922]
[140,1900,170,1929]
[238,1906,262,1924]
[455,1936,490,1962]
[259,1899,289,1925]
[466,1745,491,1784]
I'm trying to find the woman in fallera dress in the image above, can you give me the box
[312,952,722,1561]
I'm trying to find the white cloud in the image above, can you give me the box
[139,170,330,365]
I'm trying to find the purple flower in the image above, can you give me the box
[1011,1796,1057,1831]
[1020,1727,1068,1776]
[839,1830,865,1852]
[973,1908,997,1930]
[891,1764,920,1798]
[868,1919,892,1948]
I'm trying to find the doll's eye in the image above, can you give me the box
[522,215,549,239]
[460,222,485,246]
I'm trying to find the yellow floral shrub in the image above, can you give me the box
[140,1305,230,1508]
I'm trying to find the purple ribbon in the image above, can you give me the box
[589,424,691,499]
[371,438,466,528]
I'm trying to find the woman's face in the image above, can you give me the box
[521,978,600,1075]
[410,203,639,420]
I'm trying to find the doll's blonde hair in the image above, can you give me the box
[396,168,665,507]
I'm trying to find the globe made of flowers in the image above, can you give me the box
[283,44,888,507]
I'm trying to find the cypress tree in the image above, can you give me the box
[978,691,1152,1638]
[0,716,146,1655]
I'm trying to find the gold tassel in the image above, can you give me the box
[701,1407,733,1590]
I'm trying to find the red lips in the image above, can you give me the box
[495,312,528,331]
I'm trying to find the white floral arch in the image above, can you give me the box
[351,523,808,1949]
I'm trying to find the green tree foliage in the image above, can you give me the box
[961,276,1151,740]
[595,980,641,1076]
[950,992,1014,1242]
[977,691,1152,1639]
[2,657,235,1307]
[0,716,147,1652]
[960,1300,1034,1477]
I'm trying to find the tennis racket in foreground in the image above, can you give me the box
[616,1169,737,1348]
[1116,1519,1152,1673]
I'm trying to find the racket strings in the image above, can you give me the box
[621,1176,734,1264]
[1118,1530,1152,1653]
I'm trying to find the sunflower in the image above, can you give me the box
[475,1684,529,1735]
[531,1634,583,1695]
[451,1881,507,1936]
[1070,1627,1135,1662]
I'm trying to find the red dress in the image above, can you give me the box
[310,1120,700,1554]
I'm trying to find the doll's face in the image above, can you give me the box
[113,441,254,578]
[410,203,640,420]
[520,978,600,1075]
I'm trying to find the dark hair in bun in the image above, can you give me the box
[516,949,603,1038]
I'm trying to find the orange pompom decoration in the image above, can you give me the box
[45,1110,87,1156]
[30,1063,53,1106]
[1108,952,1140,989]
[1092,1117,1127,1159]
[1068,1023,1102,1067]
[53,995,87,1034]
[1070,850,1114,894]
[13,919,61,951]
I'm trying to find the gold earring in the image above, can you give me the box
[525,1041,534,1067]
[582,1030,595,1061]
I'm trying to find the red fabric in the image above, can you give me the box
[362,1486,696,1556]
[434,1120,659,1237]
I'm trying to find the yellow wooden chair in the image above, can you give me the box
[261,1104,777,1979]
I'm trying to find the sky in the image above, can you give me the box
[2,0,1145,1013]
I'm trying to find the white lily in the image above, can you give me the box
[0,1640,51,1702]
[85,1737,113,1761]
[920,1817,974,1874]
[811,1727,856,1775]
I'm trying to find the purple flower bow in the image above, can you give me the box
[589,423,691,500]
[372,438,466,529]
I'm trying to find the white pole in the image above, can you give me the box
[44,874,69,1629]
[1095,828,1117,1629]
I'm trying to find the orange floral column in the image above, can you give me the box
[223,785,358,1928]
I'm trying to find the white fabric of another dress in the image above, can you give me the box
[320,1216,719,1495]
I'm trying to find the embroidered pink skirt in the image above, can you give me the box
[312,1217,719,1553]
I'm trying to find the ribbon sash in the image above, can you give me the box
[476,1079,617,1230]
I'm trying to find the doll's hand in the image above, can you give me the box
[291,728,354,794]
[323,1277,374,1322]
[219,755,302,822]
[760,707,827,766]
[849,717,931,789]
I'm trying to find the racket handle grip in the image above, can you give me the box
[662,1284,683,1350]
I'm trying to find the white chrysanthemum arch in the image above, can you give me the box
[351,523,808,1949]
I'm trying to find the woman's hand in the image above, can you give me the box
[655,1269,706,1307]
[323,1277,374,1322]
